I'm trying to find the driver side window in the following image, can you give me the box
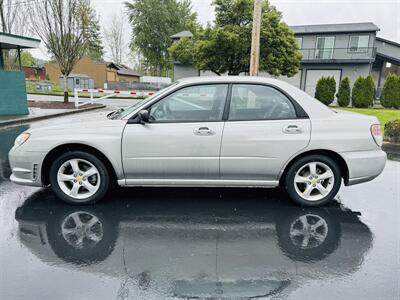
[148,84,228,122]
[228,84,297,121]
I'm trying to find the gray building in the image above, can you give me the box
[171,22,400,98]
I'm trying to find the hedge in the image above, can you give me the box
[381,73,400,109]
[336,77,351,107]
[315,76,336,105]
[384,119,400,143]
[351,75,375,108]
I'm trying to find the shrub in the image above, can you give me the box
[365,74,376,103]
[351,75,375,108]
[315,76,336,105]
[336,77,351,107]
[384,119,400,143]
[381,73,400,109]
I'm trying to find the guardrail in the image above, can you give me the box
[74,88,156,108]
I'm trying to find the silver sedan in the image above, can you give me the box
[9,76,386,206]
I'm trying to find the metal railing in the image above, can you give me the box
[299,47,376,61]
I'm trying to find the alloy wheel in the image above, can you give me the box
[57,158,101,200]
[293,161,335,201]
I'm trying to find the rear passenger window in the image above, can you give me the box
[228,84,297,121]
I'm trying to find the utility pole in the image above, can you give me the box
[249,0,262,76]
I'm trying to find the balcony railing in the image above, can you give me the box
[299,47,376,61]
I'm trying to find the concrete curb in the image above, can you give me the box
[0,105,106,128]
[382,141,400,160]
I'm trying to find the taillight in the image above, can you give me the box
[371,124,382,147]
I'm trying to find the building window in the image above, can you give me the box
[349,35,369,52]
[315,36,335,59]
[295,37,303,49]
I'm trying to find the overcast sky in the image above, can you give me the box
[30,0,400,62]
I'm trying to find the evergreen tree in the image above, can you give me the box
[337,77,351,107]
[85,8,104,61]
[381,73,400,109]
[315,76,335,105]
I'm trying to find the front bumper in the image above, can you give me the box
[341,149,387,186]
[8,145,46,187]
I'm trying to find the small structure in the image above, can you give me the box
[0,32,40,116]
[45,57,141,89]
[23,66,46,80]
[58,73,94,90]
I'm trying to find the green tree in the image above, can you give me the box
[84,7,104,61]
[315,76,336,105]
[365,74,376,105]
[336,77,351,107]
[125,0,196,76]
[351,76,375,108]
[169,0,302,76]
[381,73,400,109]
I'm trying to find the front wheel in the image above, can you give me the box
[284,155,341,206]
[49,151,110,205]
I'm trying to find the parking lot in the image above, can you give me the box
[0,110,399,300]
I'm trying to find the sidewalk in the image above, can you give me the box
[0,105,105,128]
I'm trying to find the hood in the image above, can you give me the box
[27,118,125,136]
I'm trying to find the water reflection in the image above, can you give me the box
[15,188,372,299]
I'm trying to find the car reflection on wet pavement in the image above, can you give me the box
[0,122,399,300]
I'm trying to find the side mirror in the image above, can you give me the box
[138,109,149,124]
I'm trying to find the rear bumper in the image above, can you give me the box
[341,149,387,186]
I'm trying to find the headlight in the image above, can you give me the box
[14,132,31,147]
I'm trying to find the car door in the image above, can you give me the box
[220,84,311,181]
[122,84,228,182]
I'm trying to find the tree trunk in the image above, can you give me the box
[63,75,69,103]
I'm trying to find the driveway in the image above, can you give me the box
[0,111,399,300]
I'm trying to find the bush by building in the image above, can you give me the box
[315,76,336,105]
[384,119,400,143]
[351,75,375,108]
[380,73,400,109]
[336,77,351,107]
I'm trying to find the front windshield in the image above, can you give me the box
[116,82,179,119]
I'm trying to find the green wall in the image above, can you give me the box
[0,70,28,116]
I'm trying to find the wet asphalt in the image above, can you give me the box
[0,113,399,300]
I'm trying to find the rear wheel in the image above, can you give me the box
[284,155,341,206]
[49,151,110,205]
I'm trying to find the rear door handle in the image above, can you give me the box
[194,126,215,136]
[283,125,302,134]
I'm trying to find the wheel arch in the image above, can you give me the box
[41,143,118,186]
[279,149,349,185]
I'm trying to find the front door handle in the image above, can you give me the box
[194,126,215,136]
[283,125,302,134]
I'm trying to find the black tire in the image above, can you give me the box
[284,155,341,207]
[49,151,110,205]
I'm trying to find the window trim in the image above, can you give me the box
[348,35,370,53]
[295,37,303,49]
[315,36,336,59]
[130,83,230,124]
[225,83,308,122]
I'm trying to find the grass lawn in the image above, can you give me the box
[334,107,400,134]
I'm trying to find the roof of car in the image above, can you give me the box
[177,76,281,84]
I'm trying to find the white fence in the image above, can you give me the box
[74,88,156,108]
